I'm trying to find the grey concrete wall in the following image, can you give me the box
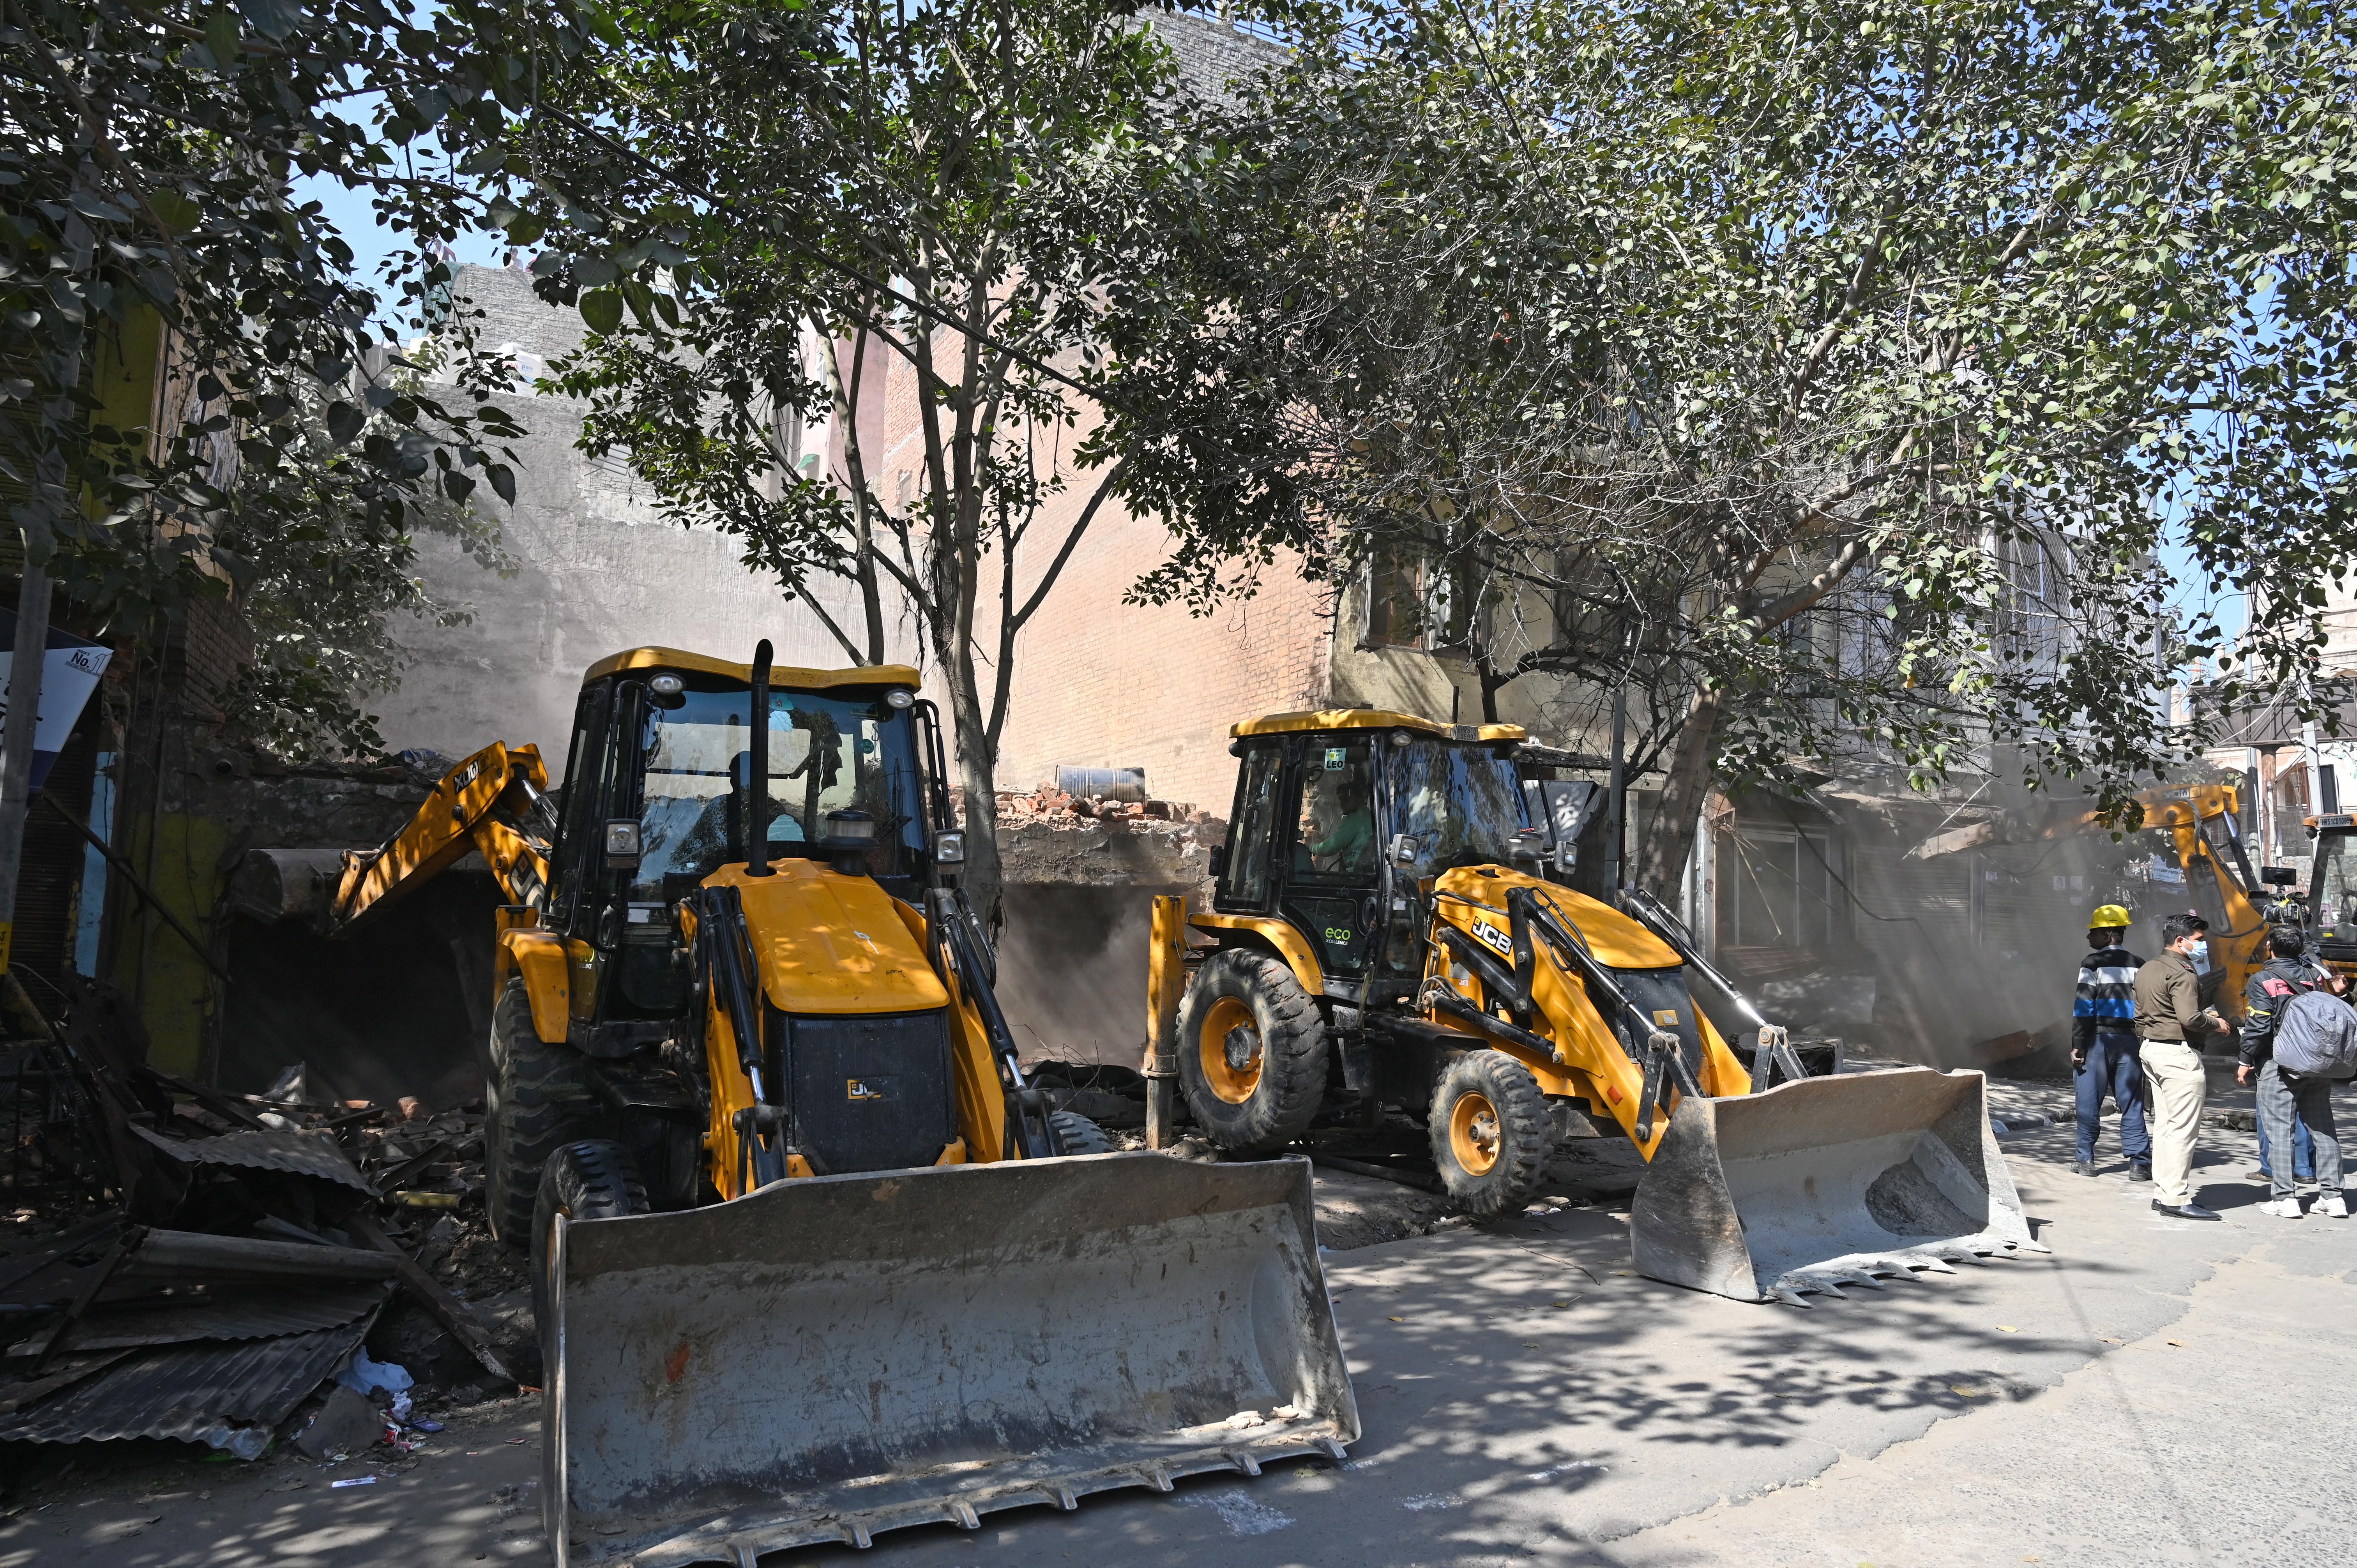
[371,265,903,774]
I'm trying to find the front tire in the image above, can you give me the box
[1429,1050,1554,1219]
[530,1140,650,1348]
[486,978,597,1249]
[1175,947,1327,1157]
[1049,1110,1115,1155]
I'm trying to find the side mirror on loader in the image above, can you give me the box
[1207,844,1229,880]
[603,819,643,871]
[1552,839,1577,875]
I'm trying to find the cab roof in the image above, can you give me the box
[581,647,923,691]
[1230,708,1527,744]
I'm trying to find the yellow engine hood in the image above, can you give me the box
[1431,867,1681,970]
[704,861,949,1015]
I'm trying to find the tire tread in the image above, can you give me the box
[1429,1049,1555,1219]
[1175,947,1328,1157]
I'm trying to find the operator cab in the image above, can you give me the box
[547,648,961,1034]
[1212,710,1534,995]
[2307,814,2357,973]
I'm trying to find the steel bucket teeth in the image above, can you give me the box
[1631,1068,2038,1304]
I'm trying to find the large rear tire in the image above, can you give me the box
[1429,1049,1554,1219]
[1175,947,1327,1157]
[486,977,597,1249]
[530,1139,650,1356]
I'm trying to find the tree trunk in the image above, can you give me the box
[1633,682,1724,897]
[941,658,1004,929]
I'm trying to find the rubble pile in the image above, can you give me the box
[992,785,1227,898]
[0,975,526,1468]
[997,784,1214,829]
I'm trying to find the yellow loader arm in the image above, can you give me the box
[2131,782,2267,1018]
[1416,868,1753,1157]
[327,742,555,936]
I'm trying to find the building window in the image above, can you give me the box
[1362,552,1464,651]
[1716,823,1846,954]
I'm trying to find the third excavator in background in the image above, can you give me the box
[1148,707,2043,1306]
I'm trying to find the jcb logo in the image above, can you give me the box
[846,1079,887,1101]
[1472,921,1512,958]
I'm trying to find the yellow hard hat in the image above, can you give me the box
[2089,904,2132,930]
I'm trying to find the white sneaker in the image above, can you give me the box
[2258,1196,2306,1218]
[2315,1194,2349,1218]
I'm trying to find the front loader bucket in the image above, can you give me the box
[542,1153,1357,1566]
[1630,1067,2043,1305]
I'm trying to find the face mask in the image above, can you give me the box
[2186,940,2209,962]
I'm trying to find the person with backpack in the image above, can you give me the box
[2071,905,2151,1180]
[2238,926,2318,1189]
[2240,971,2352,1218]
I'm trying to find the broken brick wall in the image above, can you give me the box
[995,788,1224,1067]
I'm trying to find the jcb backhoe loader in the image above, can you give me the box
[321,646,1356,1564]
[1154,708,2039,1305]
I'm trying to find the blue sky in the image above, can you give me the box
[296,168,507,331]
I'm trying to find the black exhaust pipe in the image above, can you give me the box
[747,638,774,877]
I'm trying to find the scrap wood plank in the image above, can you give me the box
[343,1210,512,1383]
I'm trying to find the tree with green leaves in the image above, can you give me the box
[2,0,550,936]
[1194,0,2357,893]
[2,0,528,622]
[440,0,1302,917]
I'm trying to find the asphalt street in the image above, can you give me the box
[3,1075,2350,1568]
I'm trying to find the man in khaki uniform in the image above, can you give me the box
[2134,913,2227,1220]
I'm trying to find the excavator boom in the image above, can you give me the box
[326,742,553,935]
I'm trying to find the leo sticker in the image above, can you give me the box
[1652,1009,1679,1026]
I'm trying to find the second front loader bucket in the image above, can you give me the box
[541,1153,1357,1566]
[1630,1067,2044,1305]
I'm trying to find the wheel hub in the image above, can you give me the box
[1449,1089,1502,1176]
[1224,1026,1262,1073]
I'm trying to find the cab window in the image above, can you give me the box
[1290,740,1377,883]
[1221,745,1284,908]
[629,683,922,897]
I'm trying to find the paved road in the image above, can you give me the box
[4,1079,2350,1568]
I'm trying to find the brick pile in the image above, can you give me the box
[997,786,1210,827]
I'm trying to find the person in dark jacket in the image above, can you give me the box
[2071,905,2151,1180]
[2238,926,2318,1188]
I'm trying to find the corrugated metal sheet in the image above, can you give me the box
[64,1281,390,1351]
[129,1125,377,1193]
[0,1315,375,1457]
[104,1229,397,1299]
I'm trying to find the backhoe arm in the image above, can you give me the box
[327,742,555,936]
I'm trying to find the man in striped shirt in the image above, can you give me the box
[2072,905,2152,1181]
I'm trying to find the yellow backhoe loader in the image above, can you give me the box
[321,646,1356,1564]
[1151,708,2041,1306]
